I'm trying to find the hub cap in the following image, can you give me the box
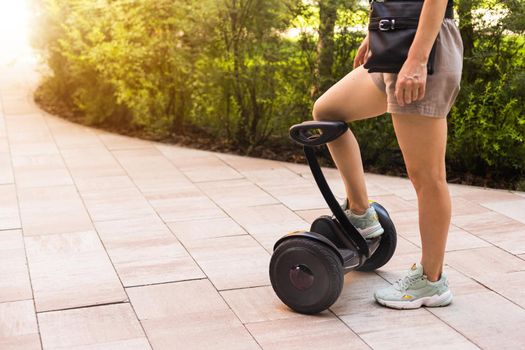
[289,264,315,291]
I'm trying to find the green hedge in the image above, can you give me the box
[34,0,525,188]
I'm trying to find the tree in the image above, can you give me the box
[313,0,359,99]
[207,0,300,148]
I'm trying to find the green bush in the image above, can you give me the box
[33,0,525,188]
[448,70,525,178]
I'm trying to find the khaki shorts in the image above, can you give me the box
[369,18,464,118]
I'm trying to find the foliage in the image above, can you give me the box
[190,0,305,149]
[448,0,525,182]
[35,0,219,136]
[33,0,525,187]
[449,71,525,171]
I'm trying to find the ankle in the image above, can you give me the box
[349,206,369,216]
[422,264,442,282]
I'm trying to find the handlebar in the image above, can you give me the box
[289,121,349,147]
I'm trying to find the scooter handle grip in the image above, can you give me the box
[289,121,349,147]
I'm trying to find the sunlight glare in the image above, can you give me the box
[0,1,31,63]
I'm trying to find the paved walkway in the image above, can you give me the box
[1,57,525,350]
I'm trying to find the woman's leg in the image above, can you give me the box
[312,66,387,214]
[391,113,451,281]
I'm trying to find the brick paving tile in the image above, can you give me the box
[429,291,525,349]
[127,280,259,350]
[246,315,369,350]
[182,235,271,290]
[167,217,248,245]
[0,151,14,184]
[18,186,93,236]
[12,154,73,188]
[0,184,21,230]
[94,217,205,287]
[25,231,127,312]
[0,300,41,350]
[0,230,32,303]
[481,198,525,224]
[221,286,306,324]
[38,303,150,350]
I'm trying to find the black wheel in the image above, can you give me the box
[356,201,397,272]
[269,238,344,314]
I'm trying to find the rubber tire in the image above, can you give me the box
[270,238,344,314]
[356,212,397,272]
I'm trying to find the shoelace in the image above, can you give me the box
[394,274,424,291]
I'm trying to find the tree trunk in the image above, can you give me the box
[226,0,251,146]
[171,89,185,135]
[312,0,338,100]
[233,41,249,146]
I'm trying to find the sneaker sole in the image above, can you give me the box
[375,290,453,310]
[357,224,384,239]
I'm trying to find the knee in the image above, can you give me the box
[312,98,328,121]
[312,97,339,121]
[408,167,448,192]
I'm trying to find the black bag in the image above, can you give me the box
[364,0,454,75]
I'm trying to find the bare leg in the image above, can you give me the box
[391,113,451,282]
[312,66,387,214]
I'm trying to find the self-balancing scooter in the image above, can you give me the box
[269,120,397,314]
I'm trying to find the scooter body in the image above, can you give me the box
[269,120,397,314]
